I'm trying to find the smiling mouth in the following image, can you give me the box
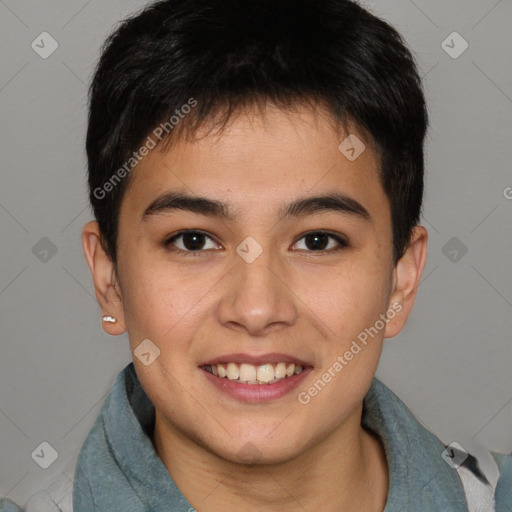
[202,362,305,385]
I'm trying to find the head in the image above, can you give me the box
[83,0,428,464]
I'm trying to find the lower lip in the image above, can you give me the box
[200,367,312,403]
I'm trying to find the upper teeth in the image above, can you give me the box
[204,362,304,384]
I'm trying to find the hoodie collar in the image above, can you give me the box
[362,378,468,511]
[103,363,193,511]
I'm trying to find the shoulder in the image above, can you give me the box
[0,499,22,512]
[365,379,501,511]
[73,364,148,510]
[493,450,512,512]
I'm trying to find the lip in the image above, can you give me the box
[198,352,312,367]
[200,365,313,403]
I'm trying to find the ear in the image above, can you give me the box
[82,221,127,335]
[384,226,428,339]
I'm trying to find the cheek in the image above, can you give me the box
[116,253,174,345]
[300,260,391,338]
[118,255,214,358]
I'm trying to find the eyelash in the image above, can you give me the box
[164,230,349,257]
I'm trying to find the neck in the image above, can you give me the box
[153,405,388,512]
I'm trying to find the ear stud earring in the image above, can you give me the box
[102,315,117,324]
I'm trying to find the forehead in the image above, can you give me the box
[121,103,388,222]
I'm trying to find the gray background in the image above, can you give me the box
[1,0,511,506]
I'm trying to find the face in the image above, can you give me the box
[86,103,423,465]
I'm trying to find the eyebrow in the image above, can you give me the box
[142,191,371,223]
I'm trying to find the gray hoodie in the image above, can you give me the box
[67,363,508,511]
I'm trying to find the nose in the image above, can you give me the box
[216,246,298,336]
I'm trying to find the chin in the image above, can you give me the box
[200,430,311,467]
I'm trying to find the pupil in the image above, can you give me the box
[183,232,205,250]
[305,233,328,250]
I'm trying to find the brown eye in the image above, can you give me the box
[293,232,348,252]
[165,230,220,255]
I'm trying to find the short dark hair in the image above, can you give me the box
[86,0,428,265]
